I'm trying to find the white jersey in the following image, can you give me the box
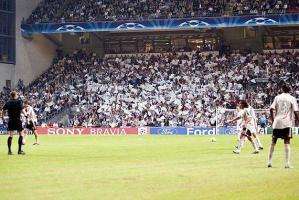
[248,106,257,121]
[248,105,258,130]
[240,107,256,133]
[19,112,26,127]
[236,110,243,131]
[23,105,37,123]
[270,93,299,129]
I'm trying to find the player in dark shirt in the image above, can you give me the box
[2,91,26,155]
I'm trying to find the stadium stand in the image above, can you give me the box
[1,50,298,127]
[24,0,298,24]
[229,0,290,15]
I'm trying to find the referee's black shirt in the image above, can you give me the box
[2,99,23,121]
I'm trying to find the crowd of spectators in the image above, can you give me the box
[26,0,223,24]
[25,0,299,24]
[229,0,290,15]
[1,49,298,128]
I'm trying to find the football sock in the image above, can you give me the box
[23,134,27,143]
[18,136,23,152]
[240,139,245,148]
[285,144,291,166]
[268,144,275,164]
[251,140,258,151]
[255,137,263,148]
[7,136,13,152]
[238,137,245,150]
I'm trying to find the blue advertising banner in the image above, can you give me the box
[150,127,187,135]
[218,127,238,135]
[150,127,237,135]
[186,127,216,135]
[21,14,299,34]
[0,127,7,135]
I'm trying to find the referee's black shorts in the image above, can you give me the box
[7,119,23,132]
[272,128,292,144]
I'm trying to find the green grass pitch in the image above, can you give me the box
[0,135,298,200]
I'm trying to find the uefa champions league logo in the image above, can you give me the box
[138,127,148,135]
[56,25,86,32]
[244,17,277,25]
[179,20,210,28]
[115,23,146,30]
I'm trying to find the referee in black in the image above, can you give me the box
[2,91,25,155]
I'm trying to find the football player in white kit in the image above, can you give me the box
[268,85,299,168]
[247,102,264,150]
[228,101,259,154]
[23,100,39,145]
[234,106,246,149]
[236,106,243,141]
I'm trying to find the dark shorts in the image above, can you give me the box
[272,128,292,144]
[241,128,252,137]
[25,121,36,131]
[7,120,23,132]
[260,123,266,129]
